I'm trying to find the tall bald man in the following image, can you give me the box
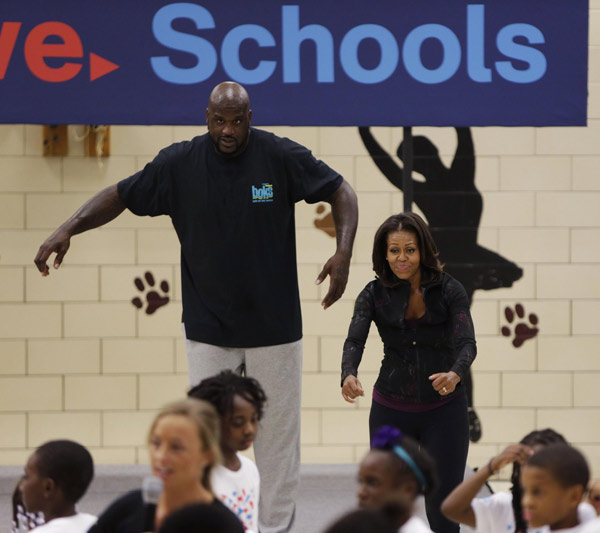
[35,82,358,533]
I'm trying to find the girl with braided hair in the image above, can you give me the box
[442,429,596,532]
[188,370,267,533]
[357,425,438,532]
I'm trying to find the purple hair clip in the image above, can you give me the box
[371,425,403,449]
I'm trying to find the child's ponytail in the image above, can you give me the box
[510,463,526,533]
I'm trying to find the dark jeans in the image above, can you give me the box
[369,391,469,533]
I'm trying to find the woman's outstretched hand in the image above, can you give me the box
[342,375,364,404]
[429,371,461,395]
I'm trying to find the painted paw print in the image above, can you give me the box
[314,204,336,237]
[502,303,539,348]
[131,271,170,315]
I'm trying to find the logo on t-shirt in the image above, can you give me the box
[220,488,257,530]
[251,183,274,203]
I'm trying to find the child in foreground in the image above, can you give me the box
[323,502,410,533]
[158,501,247,533]
[357,425,438,532]
[189,370,267,533]
[521,443,590,532]
[16,440,96,532]
[442,429,596,532]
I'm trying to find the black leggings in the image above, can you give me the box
[369,392,469,533]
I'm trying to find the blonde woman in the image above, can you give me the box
[89,398,242,532]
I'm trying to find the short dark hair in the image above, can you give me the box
[370,426,438,496]
[323,504,407,533]
[188,370,267,420]
[34,440,94,504]
[526,443,589,489]
[372,212,443,287]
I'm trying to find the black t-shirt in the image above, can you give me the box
[87,489,242,533]
[118,128,342,347]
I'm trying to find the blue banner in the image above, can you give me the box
[0,1,588,126]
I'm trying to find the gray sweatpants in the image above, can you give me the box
[185,333,302,533]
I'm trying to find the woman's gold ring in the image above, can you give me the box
[442,387,448,393]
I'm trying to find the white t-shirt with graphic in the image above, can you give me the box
[211,453,260,533]
[551,519,599,533]
[31,513,96,533]
[472,492,596,533]
[579,517,600,532]
[399,515,434,532]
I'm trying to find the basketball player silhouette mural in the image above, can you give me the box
[358,126,524,442]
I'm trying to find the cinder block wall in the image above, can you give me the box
[1,8,599,480]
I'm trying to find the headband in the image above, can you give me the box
[393,445,427,491]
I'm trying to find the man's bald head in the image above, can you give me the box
[206,82,252,157]
[208,81,250,111]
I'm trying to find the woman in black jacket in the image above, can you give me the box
[341,212,476,533]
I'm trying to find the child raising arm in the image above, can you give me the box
[442,429,596,533]
[441,443,533,530]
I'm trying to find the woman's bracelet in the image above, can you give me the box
[487,458,497,477]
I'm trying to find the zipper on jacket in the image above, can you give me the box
[415,342,421,403]
[417,284,426,403]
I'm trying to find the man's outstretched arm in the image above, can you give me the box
[34,184,126,276]
[316,179,358,309]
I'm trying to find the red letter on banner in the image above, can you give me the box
[24,22,83,82]
[0,22,22,79]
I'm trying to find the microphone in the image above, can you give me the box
[142,475,163,532]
